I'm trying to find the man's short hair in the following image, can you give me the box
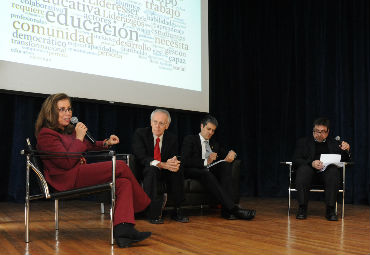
[313,117,330,129]
[150,109,171,124]
[201,115,218,127]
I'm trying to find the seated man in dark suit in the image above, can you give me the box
[293,117,351,221]
[181,115,255,220]
[132,109,189,224]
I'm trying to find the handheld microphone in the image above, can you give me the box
[335,135,351,156]
[335,136,343,148]
[70,117,96,144]
[335,136,341,142]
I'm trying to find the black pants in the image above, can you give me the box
[295,164,340,207]
[142,165,185,209]
[184,161,234,211]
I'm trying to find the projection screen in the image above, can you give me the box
[0,0,209,112]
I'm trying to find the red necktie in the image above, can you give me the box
[154,137,161,161]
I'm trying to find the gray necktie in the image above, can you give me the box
[204,140,212,159]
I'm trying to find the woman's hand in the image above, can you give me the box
[106,135,120,146]
[75,122,87,142]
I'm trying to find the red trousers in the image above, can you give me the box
[74,160,150,225]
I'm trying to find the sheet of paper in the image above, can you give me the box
[207,159,226,168]
[319,154,343,171]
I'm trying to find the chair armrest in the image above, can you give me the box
[280,161,292,166]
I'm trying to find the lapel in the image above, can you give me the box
[161,132,168,157]
[209,139,217,152]
[146,128,154,156]
[196,135,202,154]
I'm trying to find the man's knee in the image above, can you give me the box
[198,170,217,183]
[324,165,340,185]
[218,161,232,170]
[143,166,159,179]
[325,165,339,176]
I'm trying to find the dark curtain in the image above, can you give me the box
[1,0,369,204]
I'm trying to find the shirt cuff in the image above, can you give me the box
[151,160,160,168]
[204,159,208,166]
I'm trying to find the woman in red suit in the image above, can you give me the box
[35,93,151,248]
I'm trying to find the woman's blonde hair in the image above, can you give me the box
[35,93,74,137]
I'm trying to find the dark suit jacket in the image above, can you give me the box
[132,127,179,170]
[292,136,351,169]
[181,134,228,169]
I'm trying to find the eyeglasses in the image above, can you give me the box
[152,120,167,127]
[313,129,328,134]
[58,107,72,113]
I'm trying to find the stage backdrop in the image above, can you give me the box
[1,0,369,204]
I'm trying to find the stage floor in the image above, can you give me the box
[0,197,369,255]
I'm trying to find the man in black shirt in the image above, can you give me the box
[292,117,350,221]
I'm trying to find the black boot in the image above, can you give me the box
[113,223,151,248]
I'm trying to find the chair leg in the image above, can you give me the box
[342,191,345,219]
[100,203,105,214]
[25,199,30,243]
[110,188,115,245]
[288,188,291,216]
[55,199,59,230]
[25,162,30,243]
[110,206,114,245]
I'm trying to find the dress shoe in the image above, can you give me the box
[149,217,164,224]
[113,223,151,248]
[232,208,256,220]
[221,210,238,220]
[325,206,338,221]
[171,207,189,223]
[296,206,307,220]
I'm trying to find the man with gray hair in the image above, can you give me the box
[132,109,189,224]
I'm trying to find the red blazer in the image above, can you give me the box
[37,127,105,191]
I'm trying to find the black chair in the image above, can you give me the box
[281,161,351,219]
[21,138,128,244]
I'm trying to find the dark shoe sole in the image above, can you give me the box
[241,210,256,220]
[242,215,255,220]
[326,215,338,221]
[296,215,307,220]
[149,218,164,224]
[222,214,238,220]
[171,216,190,223]
[116,232,152,248]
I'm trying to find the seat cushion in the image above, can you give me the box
[184,179,206,193]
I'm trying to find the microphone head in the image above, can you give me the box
[335,136,341,141]
[70,117,78,125]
